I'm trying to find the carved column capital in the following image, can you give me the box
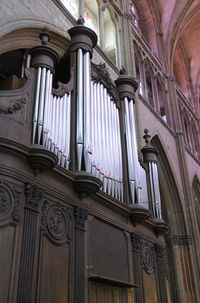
[25,183,43,212]
[169,234,192,246]
[131,232,141,252]
[74,207,88,231]
[155,244,164,259]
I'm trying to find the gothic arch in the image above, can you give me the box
[151,135,187,234]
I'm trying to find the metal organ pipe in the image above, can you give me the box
[124,97,136,203]
[76,48,84,171]
[83,51,92,173]
[33,67,42,144]
[87,78,123,201]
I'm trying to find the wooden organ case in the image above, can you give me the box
[0,19,170,303]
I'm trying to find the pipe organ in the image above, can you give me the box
[32,66,72,170]
[149,161,162,218]
[30,22,161,218]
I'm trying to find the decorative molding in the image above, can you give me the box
[131,232,141,252]
[169,234,192,246]
[25,183,43,212]
[74,207,88,231]
[41,200,72,242]
[0,180,20,223]
[91,62,119,102]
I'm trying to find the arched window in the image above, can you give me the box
[84,0,98,34]
[104,8,117,64]
[130,1,139,27]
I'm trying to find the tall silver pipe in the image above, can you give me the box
[96,82,102,174]
[93,82,100,178]
[77,48,84,171]
[149,162,156,217]
[60,94,66,167]
[105,90,112,195]
[43,69,51,146]
[110,100,116,198]
[116,110,123,201]
[66,93,71,169]
[47,94,53,150]
[152,162,162,218]
[100,84,107,192]
[90,81,95,175]
[51,96,57,153]
[37,67,47,144]
[33,67,42,144]
[83,51,92,173]
[129,99,139,198]
[58,96,63,164]
[124,97,135,203]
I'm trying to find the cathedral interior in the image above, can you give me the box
[0,0,199,302]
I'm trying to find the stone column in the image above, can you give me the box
[155,244,168,303]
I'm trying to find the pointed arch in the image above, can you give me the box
[151,135,187,234]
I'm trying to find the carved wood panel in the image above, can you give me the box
[36,199,73,303]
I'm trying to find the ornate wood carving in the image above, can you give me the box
[74,206,88,231]
[91,62,119,102]
[41,200,73,243]
[131,232,141,252]
[0,180,20,223]
[52,67,74,97]
[140,242,156,274]
[0,95,27,115]
[25,183,43,212]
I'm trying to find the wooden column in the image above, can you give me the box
[74,207,89,303]
[131,232,144,303]
[17,184,43,303]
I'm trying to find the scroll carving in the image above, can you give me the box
[0,180,20,223]
[0,95,27,115]
[41,200,73,243]
[52,67,75,97]
[91,62,119,102]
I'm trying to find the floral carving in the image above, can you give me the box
[0,95,27,115]
[91,62,119,102]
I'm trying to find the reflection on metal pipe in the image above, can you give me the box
[88,79,123,201]
[77,48,84,171]
[33,67,42,144]
[83,51,92,173]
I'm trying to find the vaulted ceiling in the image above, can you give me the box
[134,0,200,111]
